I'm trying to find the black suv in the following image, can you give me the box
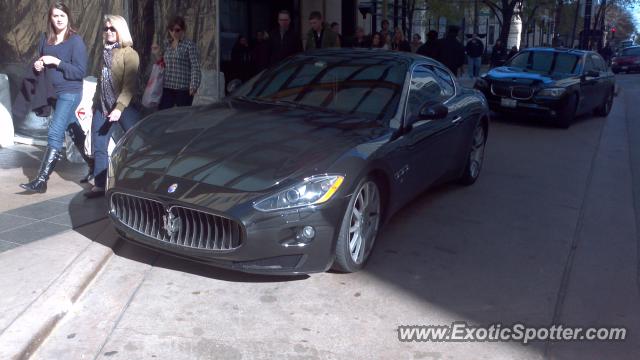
[474,48,615,128]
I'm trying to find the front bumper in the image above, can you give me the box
[107,188,350,275]
[476,87,568,118]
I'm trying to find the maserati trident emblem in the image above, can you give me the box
[167,183,178,193]
[162,208,181,236]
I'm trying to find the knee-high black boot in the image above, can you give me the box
[20,147,61,193]
[67,122,94,183]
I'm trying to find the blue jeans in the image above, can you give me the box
[48,93,82,151]
[468,56,481,77]
[91,106,140,188]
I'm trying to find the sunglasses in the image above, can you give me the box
[171,28,182,33]
[103,26,117,33]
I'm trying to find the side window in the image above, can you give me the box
[583,56,595,73]
[406,65,444,120]
[432,66,455,98]
[593,54,607,71]
[590,55,602,72]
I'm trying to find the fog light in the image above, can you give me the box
[299,226,316,241]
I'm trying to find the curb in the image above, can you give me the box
[0,241,113,360]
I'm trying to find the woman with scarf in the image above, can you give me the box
[84,14,140,198]
[20,1,88,193]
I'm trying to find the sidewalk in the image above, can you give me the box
[0,145,114,359]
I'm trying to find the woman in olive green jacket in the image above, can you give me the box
[86,14,140,198]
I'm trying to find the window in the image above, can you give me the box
[405,65,444,120]
[584,56,595,73]
[432,67,455,98]
[590,54,606,71]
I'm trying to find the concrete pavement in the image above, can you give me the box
[0,74,638,359]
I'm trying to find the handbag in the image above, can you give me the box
[141,58,165,108]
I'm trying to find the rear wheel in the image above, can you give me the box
[459,121,487,185]
[594,89,614,117]
[332,178,381,273]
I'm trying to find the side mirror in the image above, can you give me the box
[226,79,243,94]
[406,103,448,128]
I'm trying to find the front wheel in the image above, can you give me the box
[332,178,381,273]
[459,121,487,185]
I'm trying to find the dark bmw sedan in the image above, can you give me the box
[474,47,615,128]
[106,49,490,275]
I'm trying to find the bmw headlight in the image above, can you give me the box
[253,175,345,212]
[537,87,566,97]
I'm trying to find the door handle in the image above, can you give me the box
[452,116,463,124]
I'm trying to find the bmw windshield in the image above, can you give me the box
[506,51,581,75]
[234,52,408,121]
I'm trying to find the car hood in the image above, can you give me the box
[614,55,640,63]
[115,99,390,195]
[485,66,559,85]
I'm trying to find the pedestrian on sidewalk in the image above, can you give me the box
[417,30,440,60]
[268,10,303,65]
[465,34,484,77]
[436,26,466,76]
[85,14,140,198]
[20,1,88,194]
[305,11,340,50]
[155,16,201,109]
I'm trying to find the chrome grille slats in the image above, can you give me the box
[110,193,243,251]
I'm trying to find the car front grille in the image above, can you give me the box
[491,82,534,100]
[110,192,243,251]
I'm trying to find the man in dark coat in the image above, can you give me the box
[269,10,303,65]
[417,30,440,59]
[437,26,466,76]
[465,35,484,77]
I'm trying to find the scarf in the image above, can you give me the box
[100,42,120,114]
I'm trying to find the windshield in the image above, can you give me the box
[233,52,408,121]
[621,47,640,56]
[507,51,580,75]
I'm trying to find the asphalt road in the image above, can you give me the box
[10,74,640,359]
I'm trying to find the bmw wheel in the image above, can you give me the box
[459,121,487,185]
[332,177,381,273]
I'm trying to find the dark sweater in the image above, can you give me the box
[42,34,87,95]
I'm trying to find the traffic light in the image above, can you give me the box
[611,27,616,39]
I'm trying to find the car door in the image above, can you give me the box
[580,55,600,113]
[400,64,461,196]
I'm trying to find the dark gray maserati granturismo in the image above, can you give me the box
[106,49,490,275]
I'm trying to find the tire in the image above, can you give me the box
[557,94,578,129]
[332,177,381,273]
[594,89,614,117]
[459,121,487,186]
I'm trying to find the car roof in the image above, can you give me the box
[521,47,590,56]
[300,48,442,66]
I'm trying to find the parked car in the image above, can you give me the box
[106,49,490,275]
[474,47,615,128]
[611,46,640,73]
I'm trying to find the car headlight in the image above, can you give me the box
[253,175,345,212]
[537,87,566,97]
[474,77,489,89]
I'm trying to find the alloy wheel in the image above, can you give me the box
[348,181,381,264]
[469,125,486,179]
